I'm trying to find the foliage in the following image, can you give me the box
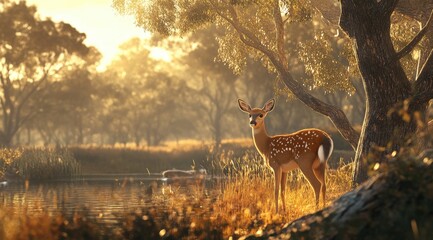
[104,37,193,146]
[112,0,355,94]
[32,68,98,145]
[297,20,357,93]
[0,0,94,146]
[0,147,80,180]
[390,12,422,79]
[181,26,239,148]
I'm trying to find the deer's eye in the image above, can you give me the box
[259,114,263,118]
[248,114,251,118]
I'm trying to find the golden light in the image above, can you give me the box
[26,0,149,71]
[150,47,172,62]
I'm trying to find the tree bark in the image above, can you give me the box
[312,0,433,27]
[339,0,433,184]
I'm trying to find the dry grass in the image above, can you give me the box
[0,208,58,240]
[207,154,353,238]
[0,148,80,180]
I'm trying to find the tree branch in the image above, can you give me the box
[272,0,288,69]
[413,49,433,105]
[396,9,433,60]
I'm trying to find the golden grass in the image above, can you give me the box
[210,159,353,237]
[0,148,80,180]
[0,208,58,240]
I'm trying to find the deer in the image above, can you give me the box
[238,98,333,213]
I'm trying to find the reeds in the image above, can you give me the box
[0,147,80,180]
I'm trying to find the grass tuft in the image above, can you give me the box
[0,147,80,181]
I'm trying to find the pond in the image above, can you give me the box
[0,173,224,228]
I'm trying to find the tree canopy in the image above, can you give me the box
[0,0,94,146]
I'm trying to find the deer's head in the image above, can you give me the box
[238,98,275,129]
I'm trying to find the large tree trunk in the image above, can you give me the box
[340,0,432,184]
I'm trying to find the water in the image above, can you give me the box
[0,173,223,227]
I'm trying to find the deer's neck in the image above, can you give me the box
[252,124,271,156]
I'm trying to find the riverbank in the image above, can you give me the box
[69,139,354,174]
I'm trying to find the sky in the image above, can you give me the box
[26,0,150,71]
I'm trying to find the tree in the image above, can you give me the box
[106,38,192,146]
[33,67,98,145]
[0,1,90,146]
[181,27,238,148]
[338,1,433,183]
[113,0,433,184]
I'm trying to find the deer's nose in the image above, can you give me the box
[250,120,256,126]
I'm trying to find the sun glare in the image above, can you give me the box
[150,47,172,62]
[26,0,149,72]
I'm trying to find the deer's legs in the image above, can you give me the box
[313,161,326,207]
[274,167,282,213]
[280,172,288,212]
[299,163,321,209]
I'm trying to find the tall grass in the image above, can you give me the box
[0,147,80,180]
[205,151,353,237]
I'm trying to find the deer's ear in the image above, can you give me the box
[262,99,275,113]
[238,99,252,113]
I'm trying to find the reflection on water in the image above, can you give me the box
[0,174,222,227]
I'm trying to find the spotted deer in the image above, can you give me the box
[238,98,333,213]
